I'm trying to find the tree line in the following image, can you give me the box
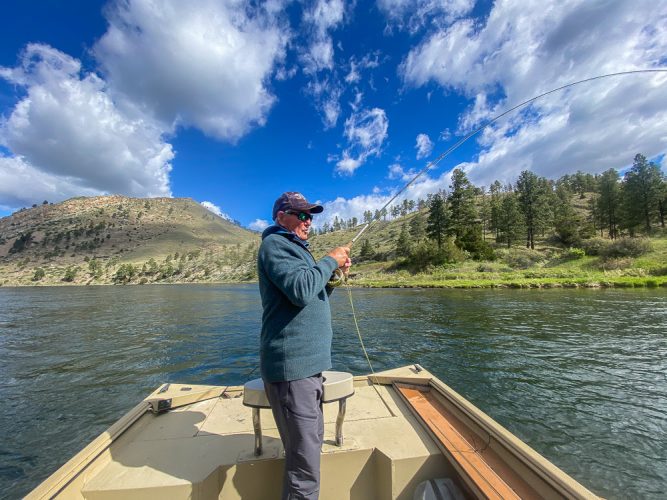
[355,153,665,267]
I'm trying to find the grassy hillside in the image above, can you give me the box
[309,209,667,289]
[0,196,260,285]
[2,194,664,288]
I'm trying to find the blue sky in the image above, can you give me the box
[1,0,666,231]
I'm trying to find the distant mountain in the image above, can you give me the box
[0,196,259,285]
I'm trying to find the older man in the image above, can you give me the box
[257,192,350,499]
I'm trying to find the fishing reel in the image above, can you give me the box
[328,268,346,287]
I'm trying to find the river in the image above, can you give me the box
[1,284,666,499]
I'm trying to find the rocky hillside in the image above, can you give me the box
[0,196,260,285]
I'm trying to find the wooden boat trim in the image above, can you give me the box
[427,377,600,499]
[396,382,520,499]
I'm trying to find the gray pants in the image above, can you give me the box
[264,374,324,500]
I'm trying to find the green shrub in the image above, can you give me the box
[601,237,652,258]
[580,237,609,256]
[648,266,667,276]
[503,248,545,269]
[63,266,78,282]
[113,263,137,284]
[32,267,45,281]
[563,247,586,260]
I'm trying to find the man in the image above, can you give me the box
[257,192,351,500]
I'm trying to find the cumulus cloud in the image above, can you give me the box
[200,201,232,221]
[249,218,270,231]
[335,108,389,174]
[94,0,288,141]
[317,192,394,228]
[0,44,173,208]
[0,155,101,209]
[400,0,667,186]
[415,133,433,159]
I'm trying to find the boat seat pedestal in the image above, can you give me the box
[242,371,354,456]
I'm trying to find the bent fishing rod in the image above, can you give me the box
[328,68,667,287]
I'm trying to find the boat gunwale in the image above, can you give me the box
[26,368,602,500]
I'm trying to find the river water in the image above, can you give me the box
[1,284,666,499]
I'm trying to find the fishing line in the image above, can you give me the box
[343,68,666,387]
[349,68,667,245]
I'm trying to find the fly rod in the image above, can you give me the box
[328,68,667,287]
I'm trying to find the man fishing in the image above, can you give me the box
[257,191,351,499]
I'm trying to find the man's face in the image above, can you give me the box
[278,210,312,240]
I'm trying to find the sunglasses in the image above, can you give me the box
[285,210,313,222]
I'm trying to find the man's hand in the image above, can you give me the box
[328,246,350,267]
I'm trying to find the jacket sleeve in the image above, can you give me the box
[260,236,338,307]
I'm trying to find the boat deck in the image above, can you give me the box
[69,372,454,499]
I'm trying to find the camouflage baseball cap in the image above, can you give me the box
[272,192,324,220]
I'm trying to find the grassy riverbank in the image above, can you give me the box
[339,234,667,289]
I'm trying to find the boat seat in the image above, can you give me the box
[242,371,354,456]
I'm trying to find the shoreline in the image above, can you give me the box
[1,276,665,289]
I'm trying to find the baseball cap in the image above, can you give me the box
[272,192,324,220]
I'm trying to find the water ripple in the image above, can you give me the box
[1,285,666,499]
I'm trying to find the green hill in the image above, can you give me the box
[308,207,667,289]
[0,196,259,285]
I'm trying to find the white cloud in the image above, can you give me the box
[377,0,474,33]
[200,201,232,221]
[335,108,389,174]
[345,52,382,84]
[300,0,346,127]
[301,39,336,75]
[400,0,667,186]
[415,133,433,159]
[317,193,394,228]
[0,155,101,209]
[249,218,270,231]
[306,76,343,129]
[388,162,418,181]
[439,128,452,141]
[94,0,288,142]
[0,44,173,209]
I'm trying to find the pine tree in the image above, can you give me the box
[596,168,622,239]
[447,168,478,245]
[395,223,411,257]
[426,194,448,250]
[496,194,524,248]
[553,183,583,246]
[359,238,374,261]
[489,180,502,240]
[409,211,426,243]
[516,170,552,249]
[622,154,664,233]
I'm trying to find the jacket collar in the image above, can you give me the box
[261,224,310,250]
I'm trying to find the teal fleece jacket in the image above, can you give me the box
[257,225,338,382]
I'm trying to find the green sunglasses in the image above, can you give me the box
[285,210,313,222]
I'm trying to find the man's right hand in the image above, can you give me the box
[327,246,350,267]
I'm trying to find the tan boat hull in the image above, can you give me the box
[27,365,602,499]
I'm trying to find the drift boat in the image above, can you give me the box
[27,365,601,499]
